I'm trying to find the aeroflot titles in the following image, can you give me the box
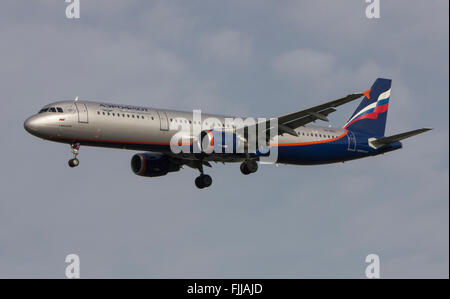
[99,103,150,112]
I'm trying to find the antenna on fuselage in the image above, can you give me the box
[74,96,79,102]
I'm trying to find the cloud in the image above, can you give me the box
[200,30,252,64]
[273,49,335,79]
[137,1,195,45]
[0,0,447,278]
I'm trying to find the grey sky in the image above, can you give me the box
[0,0,448,278]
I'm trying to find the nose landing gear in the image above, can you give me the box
[68,143,80,168]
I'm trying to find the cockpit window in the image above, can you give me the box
[39,106,63,113]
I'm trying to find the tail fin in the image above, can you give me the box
[344,78,391,136]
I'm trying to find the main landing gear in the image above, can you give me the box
[194,160,258,188]
[195,162,212,189]
[68,143,80,168]
[240,160,258,175]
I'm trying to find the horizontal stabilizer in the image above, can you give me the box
[369,128,432,149]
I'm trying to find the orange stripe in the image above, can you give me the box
[52,137,192,146]
[270,131,348,147]
[52,132,346,148]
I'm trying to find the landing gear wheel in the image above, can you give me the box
[68,143,81,168]
[240,160,258,175]
[68,158,79,168]
[195,174,212,189]
[240,163,251,175]
[201,174,212,188]
[195,176,204,189]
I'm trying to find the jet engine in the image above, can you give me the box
[131,153,180,177]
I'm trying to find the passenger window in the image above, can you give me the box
[151,116,154,120]
[97,111,100,115]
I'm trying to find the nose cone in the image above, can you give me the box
[24,115,42,135]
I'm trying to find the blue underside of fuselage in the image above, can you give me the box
[275,143,366,165]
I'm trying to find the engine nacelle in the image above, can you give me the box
[131,153,180,177]
[199,130,244,154]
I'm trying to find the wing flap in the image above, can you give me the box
[283,107,337,129]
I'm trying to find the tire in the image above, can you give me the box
[68,158,79,168]
[246,160,258,173]
[240,163,251,175]
[195,176,205,189]
[201,174,212,188]
[195,175,212,189]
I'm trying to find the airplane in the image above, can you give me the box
[24,78,431,189]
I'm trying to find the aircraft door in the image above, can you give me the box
[75,102,89,123]
[347,131,356,151]
[157,110,169,131]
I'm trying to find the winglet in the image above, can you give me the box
[362,88,371,99]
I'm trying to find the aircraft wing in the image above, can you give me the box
[242,92,364,138]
